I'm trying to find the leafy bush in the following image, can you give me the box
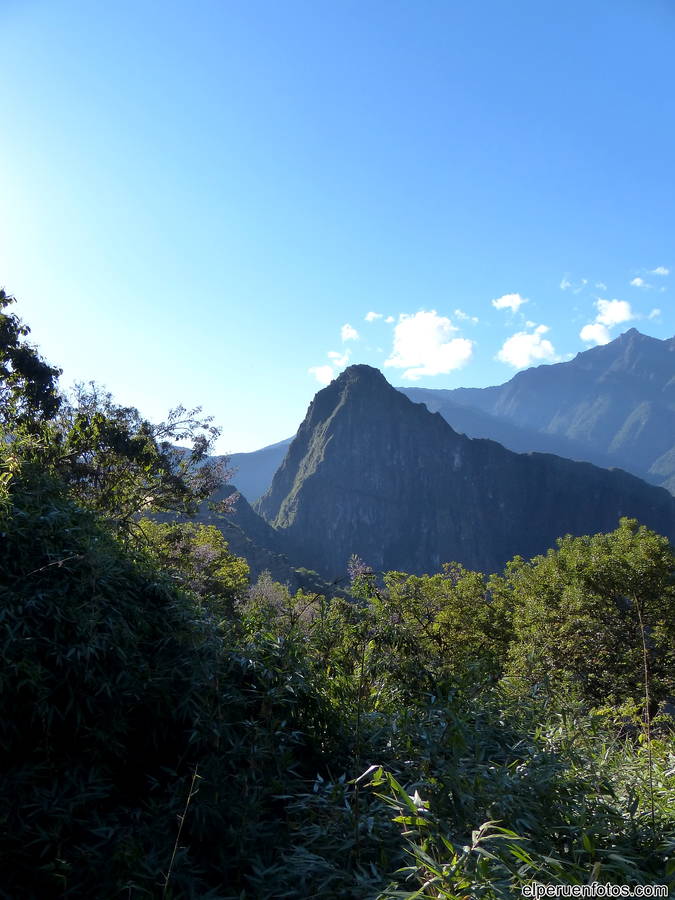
[502,519,675,706]
[369,691,675,897]
[0,460,359,896]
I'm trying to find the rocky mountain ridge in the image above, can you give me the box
[229,329,675,503]
[255,363,675,580]
[407,328,675,493]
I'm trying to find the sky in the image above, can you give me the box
[1,0,674,451]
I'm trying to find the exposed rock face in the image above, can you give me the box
[407,328,675,493]
[256,364,675,580]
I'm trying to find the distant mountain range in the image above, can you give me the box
[229,329,675,503]
[226,437,293,503]
[254,364,675,580]
[209,329,675,581]
[402,328,675,493]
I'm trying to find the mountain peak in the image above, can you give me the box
[301,364,397,427]
[614,326,648,344]
[339,363,386,379]
[333,364,390,391]
[256,354,675,579]
[409,325,674,491]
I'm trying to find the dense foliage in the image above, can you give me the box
[53,382,229,535]
[1,293,674,897]
[0,290,61,428]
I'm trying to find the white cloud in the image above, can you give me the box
[308,365,335,385]
[579,323,611,346]
[595,298,635,326]
[328,349,350,367]
[341,323,359,341]
[651,266,669,276]
[578,297,635,346]
[384,309,473,380]
[454,308,479,324]
[648,308,661,320]
[630,277,646,288]
[492,292,528,313]
[309,346,352,385]
[385,315,395,323]
[560,277,587,294]
[595,282,607,291]
[364,311,382,322]
[496,324,557,369]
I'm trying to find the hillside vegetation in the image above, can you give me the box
[1,291,675,898]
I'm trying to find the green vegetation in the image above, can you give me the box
[1,292,674,897]
[54,382,227,536]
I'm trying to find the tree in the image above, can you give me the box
[138,518,249,617]
[52,382,231,537]
[504,518,675,706]
[0,289,61,427]
[0,292,232,539]
[381,564,512,683]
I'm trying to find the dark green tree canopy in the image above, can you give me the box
[53,382,231,536]
[0,289,61,427]
[504,517,675,705]
[0,291,231,538]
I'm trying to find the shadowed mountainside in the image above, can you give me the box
[225,436,293,502]
[256,364,675,580]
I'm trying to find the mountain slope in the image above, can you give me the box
[405,328,675,491]
[224,436,293,502]
[161,483,330,593]
[399,387,622,469]
[256,365,675,580]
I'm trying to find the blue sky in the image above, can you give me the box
[1,0,673,451]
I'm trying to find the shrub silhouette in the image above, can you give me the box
[0,462,335,897]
